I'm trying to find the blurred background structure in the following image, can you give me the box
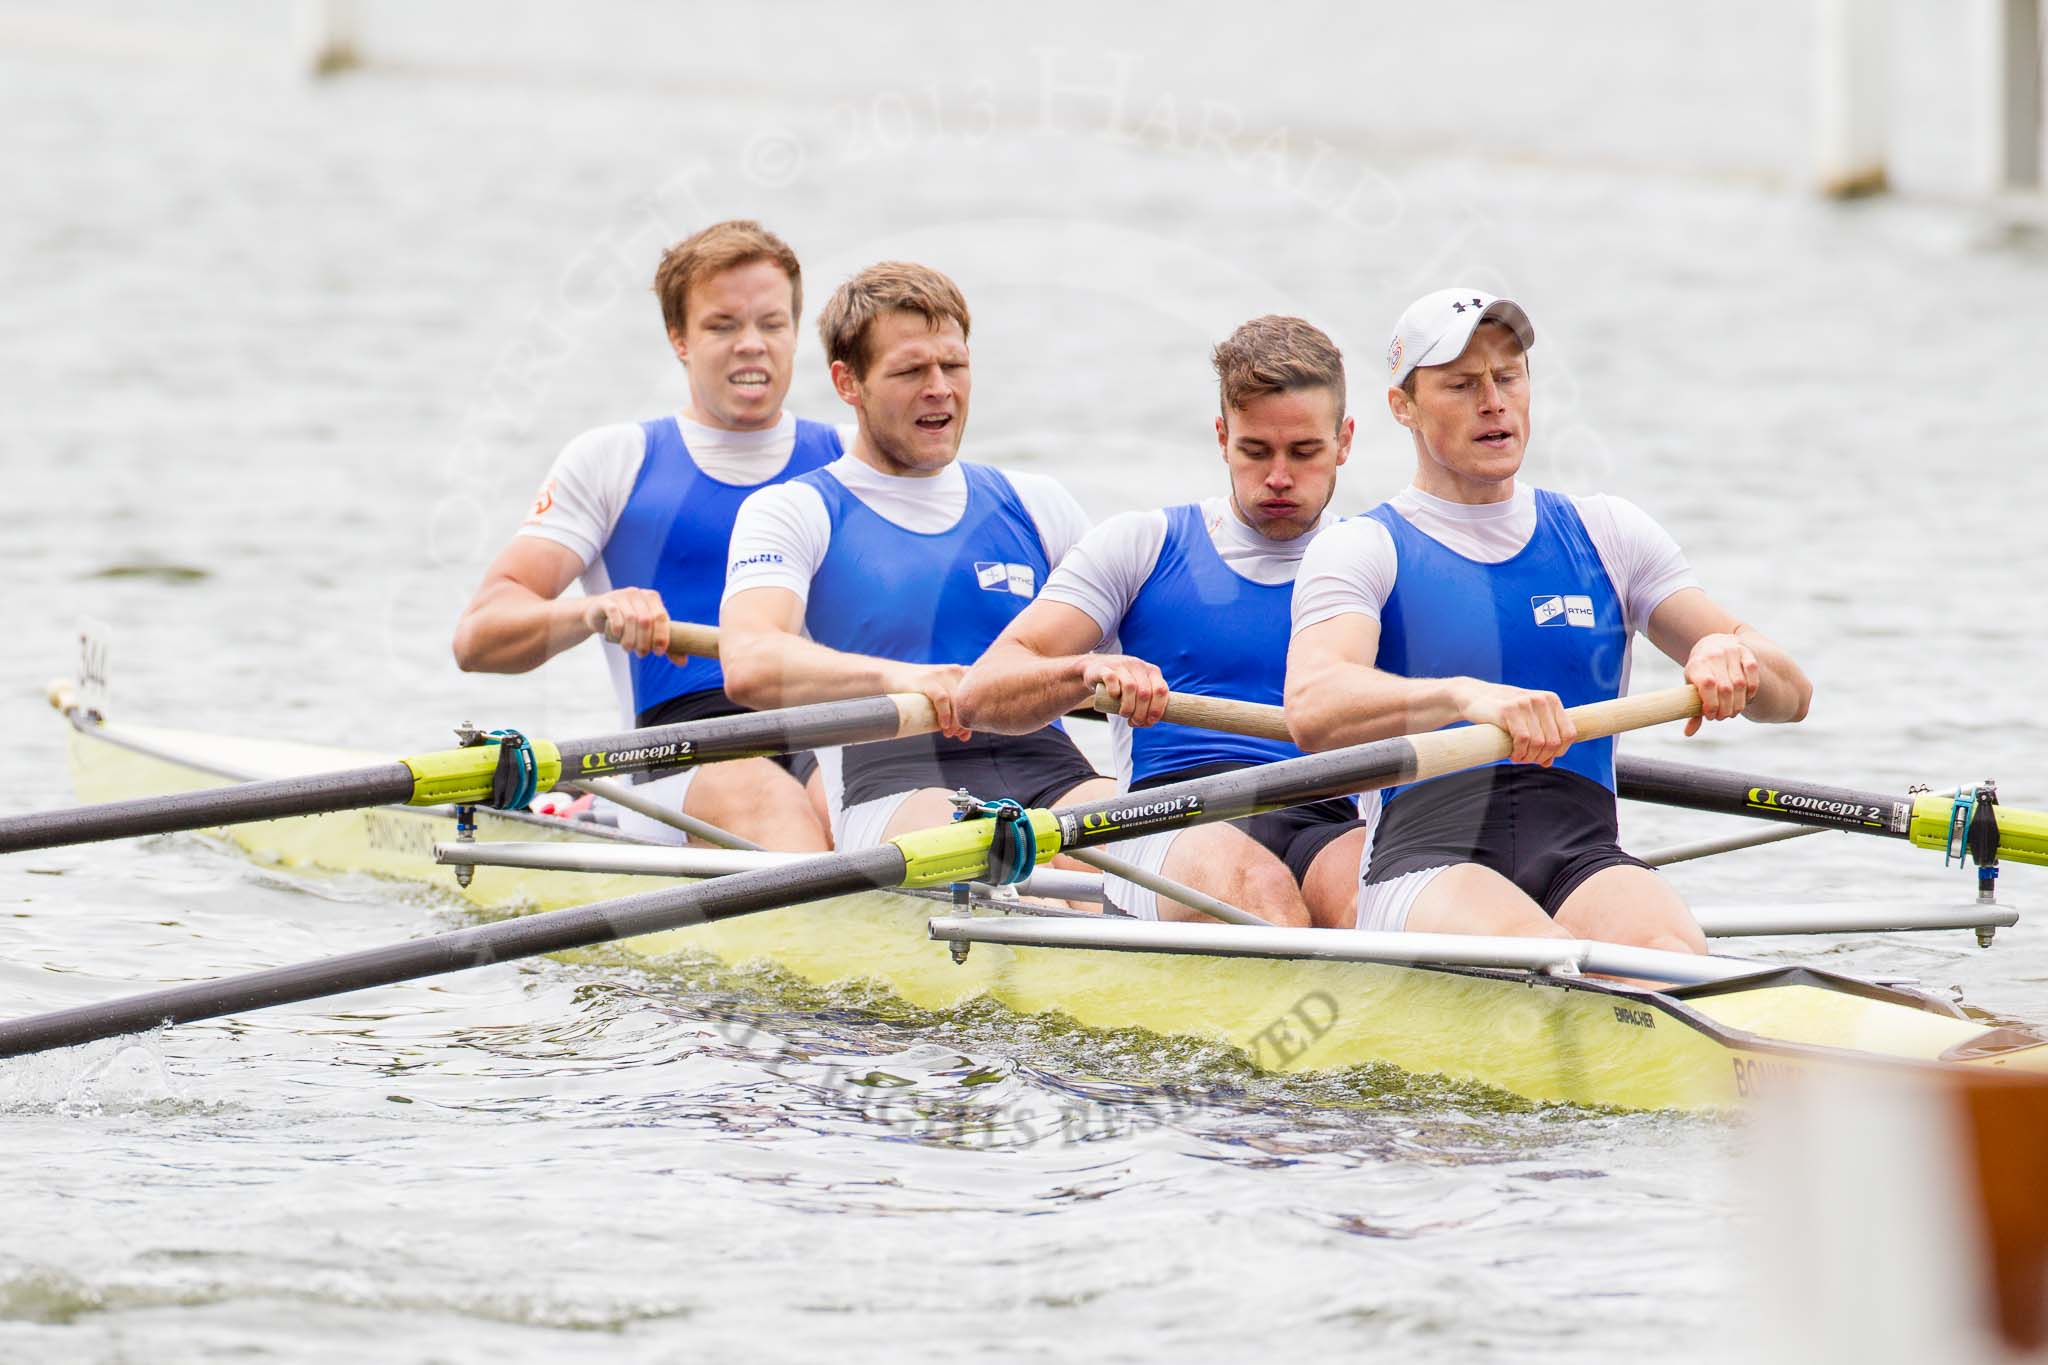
[8,1,2043,198]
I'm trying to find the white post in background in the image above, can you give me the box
[1994,0,2044,189]
[293,0,362,78]
[1814,0,1890,197]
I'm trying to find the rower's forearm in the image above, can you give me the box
[721,633,900,709]
[452,592,589,673]
[957,649,1089,735]
[1286,668,1469,751]
[1740,629,1813,724]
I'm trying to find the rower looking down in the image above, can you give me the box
[956,316,1370,928]
[451,219,838,851]
[1284,288,1812,952]
[718,261,1120,849]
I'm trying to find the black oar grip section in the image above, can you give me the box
[0,844,908,1059]
[1616,756,1914,838]
[1053,734,1420,847]
[555,694,925,781]
[3,695,938,857]
[0,763,418,855]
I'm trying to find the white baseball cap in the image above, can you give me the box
[1386,288,1535,388]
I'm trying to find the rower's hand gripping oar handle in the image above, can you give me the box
[660,621,938,737]
[667,620,1285,740]
[1407,686,1701,780]
[1082,683,1699,758]
[669,618,1695,752]
[911,685,1707,889]
[1088,685,1294,741]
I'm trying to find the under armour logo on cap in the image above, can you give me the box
[1386,288,1537,387]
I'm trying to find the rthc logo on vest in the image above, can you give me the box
[1530,594,1595,628]
[974,562,1036,597]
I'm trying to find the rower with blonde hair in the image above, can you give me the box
[453,219,842,851]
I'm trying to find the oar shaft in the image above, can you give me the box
[1049,688,1702,846]
[553,693,936,781]
[0,763,418,855]
[0,846,907,1059]
[2,693,940,856]
[1616,756,1915,839]
[1616,755,2048,869]
[0,687,1700,1058]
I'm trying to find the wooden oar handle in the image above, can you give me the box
[668,622,1292,746]
[886,693,941,737]
[1084,685,1699,762]
[666,621,721,661]
[1408,686,1702,781]
[1089,685,1293,742]
[660,616,934,739]
[674,619,1689,761]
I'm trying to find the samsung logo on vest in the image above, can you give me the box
[1531,594,1595,628]
[975,562,1036,597]
[731,552,784,570]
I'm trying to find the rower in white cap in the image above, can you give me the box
[1284,288,1813,952]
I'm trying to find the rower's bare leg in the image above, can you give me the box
[1554,865,1707,955]
[804,767,833,842]
[1300,827,1371,929]
[878,787,967,840]
[681,758,830,852]
[1155,823,1309,927]
[1402,864,1573,939]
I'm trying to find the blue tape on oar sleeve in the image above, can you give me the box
[983,798,1036,885]
[484,730,540,811]
[948,794,1036,886]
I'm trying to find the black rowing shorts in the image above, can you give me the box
[841,725,1102,810]
[1362,764,1649,915]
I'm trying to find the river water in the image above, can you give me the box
[3,5,2047,1362]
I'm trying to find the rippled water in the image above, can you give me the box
[4,5,2048,1361]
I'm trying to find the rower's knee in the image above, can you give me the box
[1407,863,1561,939]
[1555,866,1705,954]
[685,759,830,852]
[1642,928,1707,957]
[1240,860,1309,928]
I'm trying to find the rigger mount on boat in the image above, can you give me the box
[446,722,546,888]
[1945,780,2004,912]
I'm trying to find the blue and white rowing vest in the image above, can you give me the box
[799,462,1050,665]
[1368,489,1627,802]
[600,417,841,718]
[1114,503,1304,785]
